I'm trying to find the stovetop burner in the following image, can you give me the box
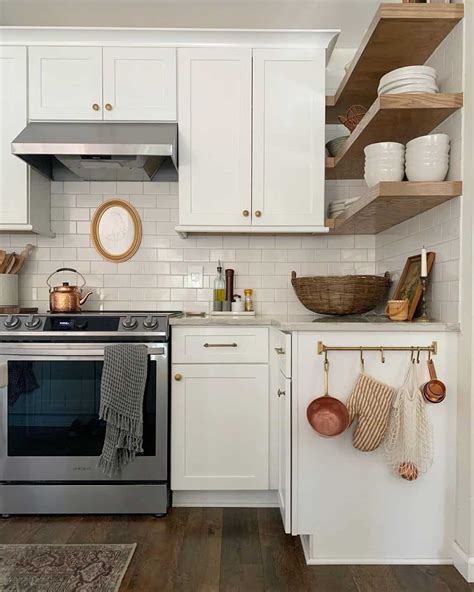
[0,310,181,341]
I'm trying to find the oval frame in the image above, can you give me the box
[91,199,142,263]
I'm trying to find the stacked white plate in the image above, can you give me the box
[405,134,450,181]
[364,142,405,188]
[378,65,438,96]
[327,197,359,218]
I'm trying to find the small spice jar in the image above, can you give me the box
[232,295,244,312]
[244,288,254,312]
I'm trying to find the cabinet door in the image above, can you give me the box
[171,364,269,490]
[252,49,326,227]
[29,46,102,120]
[0,47,28,225]
[103,48,176,121]
[278,371,292,533]
[178,48,252,226]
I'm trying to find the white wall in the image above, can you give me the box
[0,0,379,48]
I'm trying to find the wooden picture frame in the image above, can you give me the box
[392,252,436,320]
[91,199,142,263]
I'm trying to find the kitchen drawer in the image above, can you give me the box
[274,332,291,377]
[172,327,268,364]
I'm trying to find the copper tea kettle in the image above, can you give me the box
[47,268,93,313]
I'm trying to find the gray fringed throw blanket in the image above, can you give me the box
[98,344,148,477]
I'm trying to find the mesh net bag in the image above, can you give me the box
[384,363,433,481]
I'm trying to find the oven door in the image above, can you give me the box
[0,342,168,482]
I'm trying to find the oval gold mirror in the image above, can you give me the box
[91,199,142,262]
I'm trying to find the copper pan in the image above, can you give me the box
[307,359,350,437]
[422,357,446,404]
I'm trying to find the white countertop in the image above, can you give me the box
[170,314,459,332]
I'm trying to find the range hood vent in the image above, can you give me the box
[11,122,178,182]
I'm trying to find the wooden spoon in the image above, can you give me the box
[0,253,14,274]
[4,254,17,274]
[10,244,34,274]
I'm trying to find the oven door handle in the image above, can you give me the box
[0,345,166,358]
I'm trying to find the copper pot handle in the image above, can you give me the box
[428,359,437,380]
[47,268,86,289]
[324,359,329,396]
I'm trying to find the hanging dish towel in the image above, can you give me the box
[384,363,433,481]
[347,373,395,452]
[98,343,148,477]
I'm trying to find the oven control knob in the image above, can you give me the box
[25,315,41,330]
[122,315,138,330]
[4,315,21,330]
[143,316,158,330]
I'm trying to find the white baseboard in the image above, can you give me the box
[452,540,474,582]
[172,490,278,508]
[301,535,452,566]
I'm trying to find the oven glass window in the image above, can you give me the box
[7,361,156,457]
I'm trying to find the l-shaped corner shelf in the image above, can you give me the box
[326,2,464,123]
[325,93,463,180]
[326,181,462,235]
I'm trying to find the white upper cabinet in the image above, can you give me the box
[0,47,28,224]
[0,47,50,233]
[177,48,252,226]
[252,49,326,227]
[102,47,176,121]
[29,47,103,120]
[29,46,177,121]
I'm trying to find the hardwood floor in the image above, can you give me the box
[0,507,472,591]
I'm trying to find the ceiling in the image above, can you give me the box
[0,0,384,48]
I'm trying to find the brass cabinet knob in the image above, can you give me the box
[255,210,262,217]
[242,210,249,217]
[277,389,285,397]
[174,373,183,381]
[105,103,113,111]
[92,103,100,111]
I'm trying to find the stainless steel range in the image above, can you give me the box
[0,311,179,516]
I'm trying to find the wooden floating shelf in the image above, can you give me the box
[326,3,464,123]
[326,93,463,180]
[327,181,462,235]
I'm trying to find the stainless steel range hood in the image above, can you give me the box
[11,122,178,182]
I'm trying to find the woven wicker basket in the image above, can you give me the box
[291,271,391,315]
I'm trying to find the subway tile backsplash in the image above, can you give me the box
[1,180,378,316]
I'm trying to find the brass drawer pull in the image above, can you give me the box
[92,103,100,111]
[105,103,113,111]
[242,210,249,217]
[277,389,285,397]
[203,342,238,348]
[255,210,262,217]
[174,373,183,381]
[274,347,285,354]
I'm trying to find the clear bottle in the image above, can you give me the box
[213,261,225,303]
[244,288,254,312]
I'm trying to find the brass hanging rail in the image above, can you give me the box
[317,341,437,356]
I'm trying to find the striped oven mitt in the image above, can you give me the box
[347,373,395,452]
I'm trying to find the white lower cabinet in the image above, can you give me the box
[171,363,269,490]
[277,370,292,533]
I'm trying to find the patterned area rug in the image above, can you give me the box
[0,543,136,591]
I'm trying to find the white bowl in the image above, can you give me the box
[406,134,450,149]
[365,155,405,163]
[406,162,449,182]
[378,73,437,92]
[364,142,405,156]
[383,85,438,95]
[406,154,449,163]
[365,167,405,187]
[379,79,438,94]
[406,144,450,153]
[379,65,437,87]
